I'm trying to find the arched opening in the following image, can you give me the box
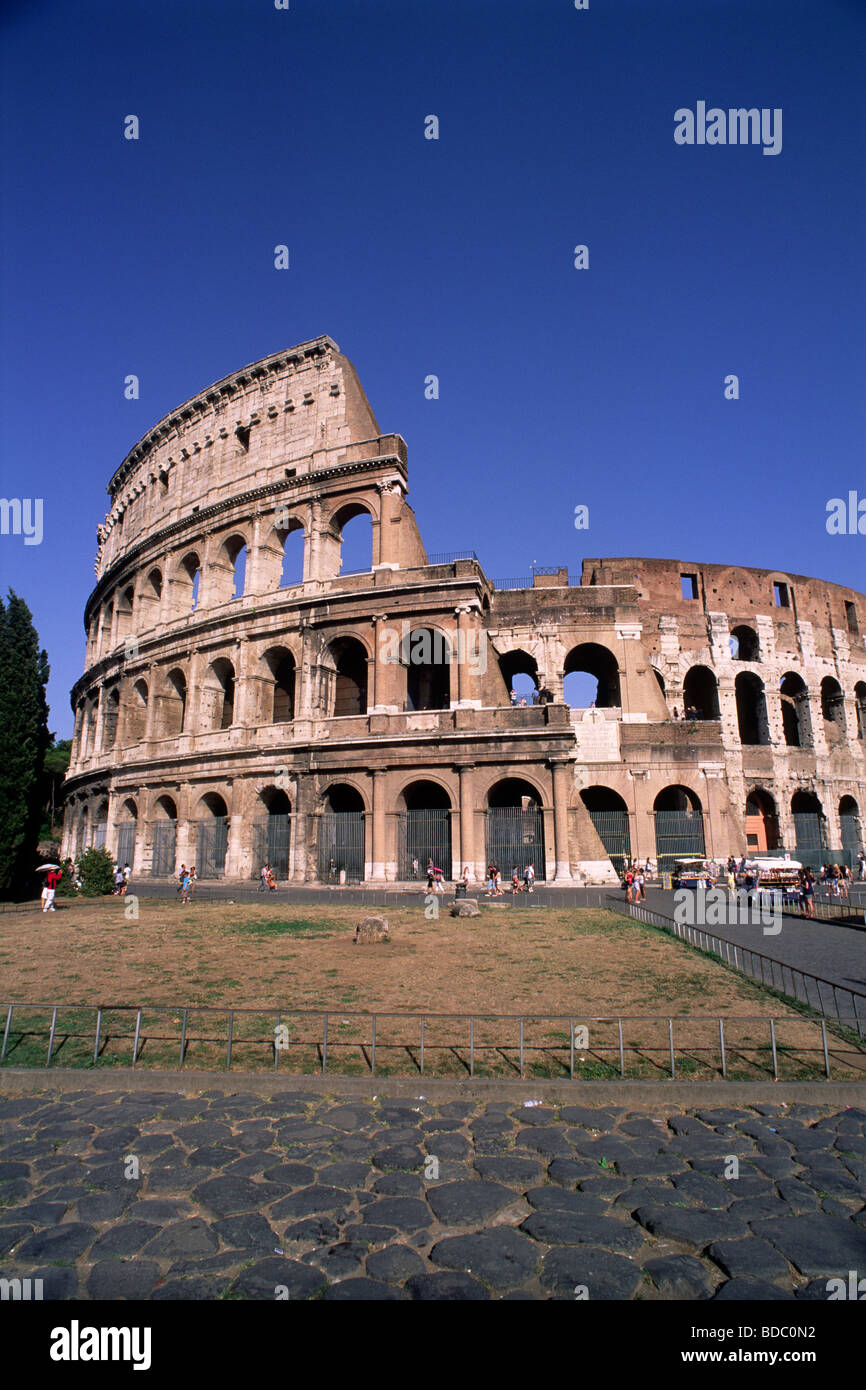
[730,625,760,661]
[654,785,705,871]
[265,648,296,723]
[253,787,292,879]
[334,504,373,576]
[397,780,452,880]
[745,789,780,852]
[151,795,178,877]
[318,783,365,882]
[196,792,229,878]
[486,778,546,881]
[138,568,163,628]
[791,790,827,862]
[115,798,137,869]
[92,799,109,851]
[84,699,98,759]
[102,686,120,749]
[498,649,539,706]
[563,643,620,709]
[653,668,666,695]
[404,627,451,711]
[683,666,720,720]
[856,683,866,741]
[328,636,368,716]
[163,668,187,738]
[579,786,631,875]
[126,678,148,744]
[735,671,769,745]
[278,521,305,588]
[821,677,845,739]
[114,585,134,647]
[779,672,811,747]
[206,658,235,730]
[228,539,247,599]
[178,553,202,614]
[840,796,862,856]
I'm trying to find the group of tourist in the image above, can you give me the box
[622,864,648,901]
[483,862,536,895]
[509,687,553,708]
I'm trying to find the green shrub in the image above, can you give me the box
[77,846,116,897]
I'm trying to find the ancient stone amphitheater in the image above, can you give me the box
[61,336,866,883]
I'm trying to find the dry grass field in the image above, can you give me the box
[0,896,861,1080]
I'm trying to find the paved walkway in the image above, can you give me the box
[2,1079,865,1300]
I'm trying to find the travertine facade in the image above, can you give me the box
[62,338,866,882]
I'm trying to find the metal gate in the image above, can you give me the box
[115,822,136,869]
[251,816,291,879]
[485,807,546,880]
[654,810,706,872]
[151,822,177,877]
[317,811,365,882]
[793,813,827,862]
[586,809,631,876]
[398,809,452,880]
[841,813,862,853]
[196,817,228,878]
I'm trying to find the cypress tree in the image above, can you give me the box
[0,591,50,897]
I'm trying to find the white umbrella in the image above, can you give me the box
[36,863,60,872]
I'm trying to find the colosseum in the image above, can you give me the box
[61,335,866,885]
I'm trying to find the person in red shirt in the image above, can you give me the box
[42,868,62,912]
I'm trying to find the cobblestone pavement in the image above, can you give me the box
[2,1086,866,1301]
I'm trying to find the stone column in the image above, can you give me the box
[370,770,386,881]
[550,759,574,882]
[224,783,244,879]
[458,765,477,883]
[143,665,158,743]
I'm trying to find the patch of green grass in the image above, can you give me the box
[228,918,338,938]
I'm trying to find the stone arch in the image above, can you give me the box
[175,551,202,615]
[653,783,705,870]
[211,532,249,605]
[102,685,121,750]
[114,584,135,647]
[194,791,229,878]
[744,787,780,852]
[485,777,546,881]
[730,624,760,661]
[323,635,369,717]
[125,677,149,744]
[150,794,178,876]
[498,648,539,706]
[276,515,306,589]
[856,681,866,740]
[791,789,827,862]
[779,672,811,747]
[563,642,621,708]
[320,500,377,580]
[683,665,720,720]
[138,567,163,628]
[163,667,188,738]
[403,626,451,711]
[397,778,453,879]
[821,676,845,736]
[579,785,631,872]
[735,671,770,745]
[839,796,862,855]
[263,647,296,723]
[318,782,366,882]
[202,657,236,730]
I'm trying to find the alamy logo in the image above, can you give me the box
[49,1321,151,1370]
[826,1270,866,1300]
[673,886,781,935]
[0,498,43,545]
[826,492,866,535]
[674,103,782,156]
[0,1276,43,1300]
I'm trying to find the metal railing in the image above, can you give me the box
[613,899,866,1036]
[2,1000,864,1081]
[425,551,478,566]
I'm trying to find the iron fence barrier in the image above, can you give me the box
[611,898,866,1037]
[1,1001,864,1082]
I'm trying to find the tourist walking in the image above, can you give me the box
[41,866,61,912]
[524,863,535,894]
[180,866,192,904]
[258,863,269,892]
[800,868,815,919]
[511,866,521,894]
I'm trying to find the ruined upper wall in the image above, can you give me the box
[95,337,386,578]
[580,556,866,668]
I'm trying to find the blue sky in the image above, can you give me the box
[1,0,863,737]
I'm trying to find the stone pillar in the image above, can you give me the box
[453,603,483,709]
[455,765,476,883]
[244,516,264,597]
[550,759,574,882]
[143,665,158,743]
[291,776,314,882]
[224,784,244,879]
[370,770,386,881]
[371,614,402,713]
